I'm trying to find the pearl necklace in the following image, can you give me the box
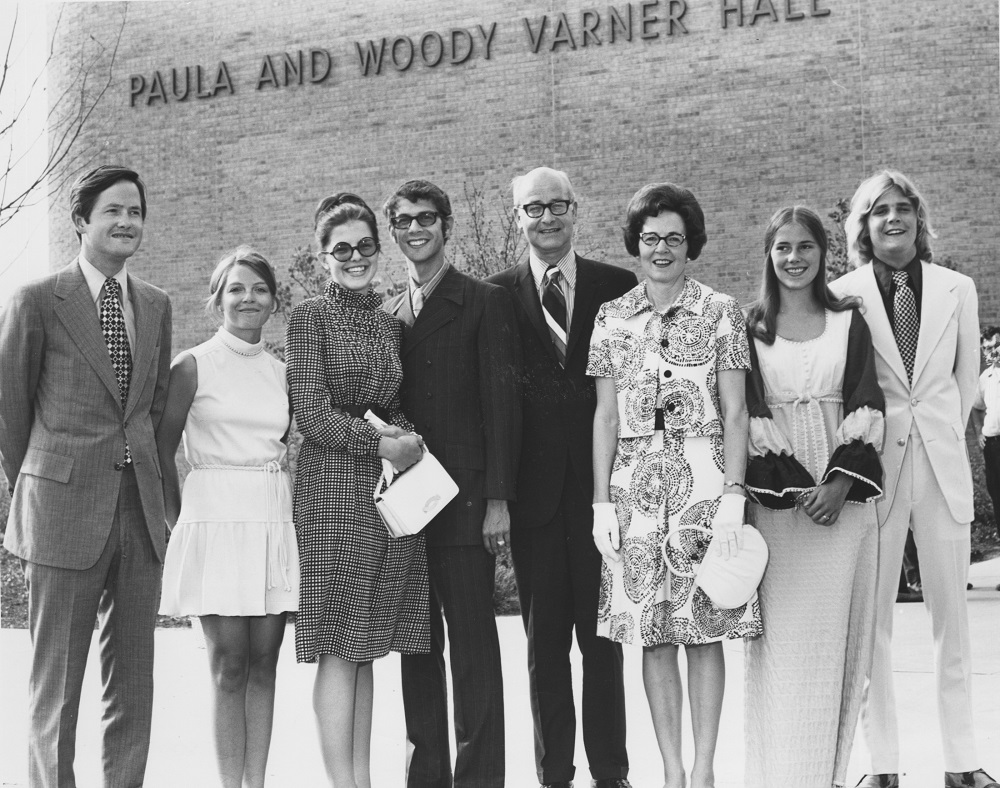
[216,329,265,357]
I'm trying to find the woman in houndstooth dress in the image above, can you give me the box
[286,193,428,786]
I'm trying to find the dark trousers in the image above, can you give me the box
[984,435,1000,541]
[510,469,628,784]
[401,544,504,788]
[22,467,161,788]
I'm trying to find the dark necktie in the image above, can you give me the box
[541,266,567,366]
[892,270,918,383]
[100,278,132,464]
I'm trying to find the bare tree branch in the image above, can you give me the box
[0,4,127,230]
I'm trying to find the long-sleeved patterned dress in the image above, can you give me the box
[286,281,429,664]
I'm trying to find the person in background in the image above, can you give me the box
[0,164,172,788]
[589,182,760,788]
[971,327,1000,553]
[832,170,996,788]
[383,179,521,788]
[487,167,636,788]
[157,246,298,788]
[286,193,428,788]
[743,206,883,787]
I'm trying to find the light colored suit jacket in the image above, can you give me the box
[0,260,172,569]
[831,261,978,523]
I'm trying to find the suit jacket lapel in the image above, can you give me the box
[566,255,598,361]
[53,261,122,405]
[125,276,165,420]
[403,267,463,355]
[912,262,957,387]
[513,261,561,364]
[854,264,910,388]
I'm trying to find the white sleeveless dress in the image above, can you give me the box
[159,328,299,616]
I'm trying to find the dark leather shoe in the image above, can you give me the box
[856,776,899,788]
[945,769,1000,788]
[540,783,573,788]
[591,780,633,788]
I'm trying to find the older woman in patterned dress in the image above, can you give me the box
[589,183,762,788]
[286,193,428,787]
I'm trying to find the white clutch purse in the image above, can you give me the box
[366,411,459,538]
[662,523,769,610]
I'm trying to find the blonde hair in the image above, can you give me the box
[845,170,937,266]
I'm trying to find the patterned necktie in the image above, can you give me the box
[411,286,425,318]
[100,278,132,464]
[892,270,918,383]
[541,266,568,366]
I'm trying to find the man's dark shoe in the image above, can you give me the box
[591,780,633,788]
[944,768,1000,788]
[856,775,899,788]
[540,783,573,788]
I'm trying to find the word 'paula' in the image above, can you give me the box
[130,63,234,106]
[355,23,497,76]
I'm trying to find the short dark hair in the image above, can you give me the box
[206,245,278,312]
[314,193,380,250]
[383,179,452,221]
[981,326,1000,343]
[622,183,707,260]
[69,165,147,239]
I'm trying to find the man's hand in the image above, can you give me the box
[482,499,510,556]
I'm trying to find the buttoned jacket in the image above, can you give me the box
[0,260,172,568]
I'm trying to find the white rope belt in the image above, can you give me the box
[767,390,842,479]
[189,461,292,592]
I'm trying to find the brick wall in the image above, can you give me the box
[47,0,1000,352]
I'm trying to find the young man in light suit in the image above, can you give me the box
[383,179,521,788]
[832,170,995,788]
[0,165,172,788]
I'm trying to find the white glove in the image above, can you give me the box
[711,493,746,560]
[592,503,622,563]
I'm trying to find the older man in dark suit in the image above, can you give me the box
[383,179,521,788]
[0,165,172,788]
[487,167,637,788]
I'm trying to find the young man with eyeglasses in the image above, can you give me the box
[486,167,637,788]
[382,179,522,788]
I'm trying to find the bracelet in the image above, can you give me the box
[724,480,746,491]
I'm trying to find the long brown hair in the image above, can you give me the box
[746,206,858,345]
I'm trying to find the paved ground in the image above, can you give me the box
[2,558,998,787]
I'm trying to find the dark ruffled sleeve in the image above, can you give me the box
[818,309,885,503]
[743,334,816,509]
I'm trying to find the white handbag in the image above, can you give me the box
[366,411,459,538]
[662,523,769,609]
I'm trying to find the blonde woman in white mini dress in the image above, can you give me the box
[158,247,298,788]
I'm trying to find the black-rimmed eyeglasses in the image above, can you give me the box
[320,237,380,262]
[520,200,573,219]
[389,211,443,230]
[639,232,687,248]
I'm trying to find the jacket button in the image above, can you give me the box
[897,438,906,446]
[664,370,672,378]
[910,398,919,406]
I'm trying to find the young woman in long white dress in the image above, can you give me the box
[743,207,884,788]
[158,247,298,788]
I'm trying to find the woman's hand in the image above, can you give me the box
[376,424,409,439]
[379,434,424,472]
[592,503,622,563]
[712,493,746,559]
[801,473,852,526]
